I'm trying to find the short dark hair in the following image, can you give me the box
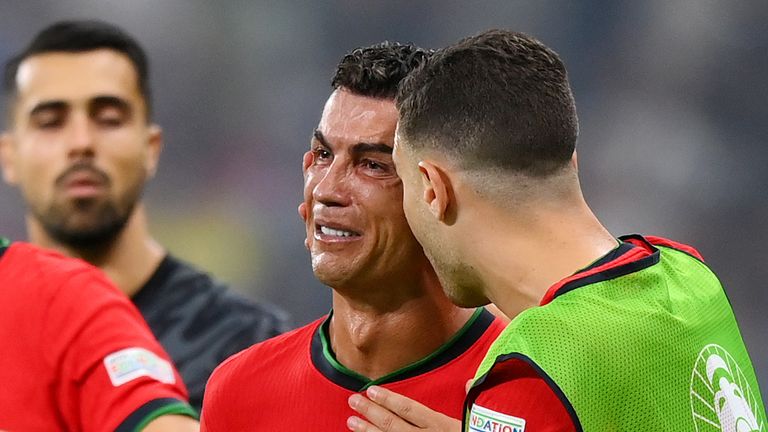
[3,20,152,116]
[331,41,432,99]
[397,29,578,176]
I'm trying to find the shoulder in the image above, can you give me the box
[204,318,322,408]
[160,255,290,328]
[208,318,322,386]
[467,355,577,431]
[1,242,124,308]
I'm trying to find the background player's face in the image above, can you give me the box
[302,89,426,288]
[0,49,160,245]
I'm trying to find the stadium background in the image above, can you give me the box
[1,0,765,402]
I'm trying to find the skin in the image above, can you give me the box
[347,128,617,431]
[299,88,474,381]
[0,49,165,297]
[0,50,198,430]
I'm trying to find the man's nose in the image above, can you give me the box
[65,113,96,158]
[312,160,352,208]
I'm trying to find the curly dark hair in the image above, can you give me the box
[331,41,432,99]
[397,29,578,176]
[3,20,152,116]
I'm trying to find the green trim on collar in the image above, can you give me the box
[319,307,485,388]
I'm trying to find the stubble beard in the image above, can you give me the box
[32,185,142,252]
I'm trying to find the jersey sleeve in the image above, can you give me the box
[465,358,577,432]
[44,267,196,431]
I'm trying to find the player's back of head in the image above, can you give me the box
[396,29,578,179]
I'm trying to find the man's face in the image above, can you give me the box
[393,129,486,307]
[302,89,426,288]
[0,49,160,246]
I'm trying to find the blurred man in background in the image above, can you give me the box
[200,42,505,430]
[0,237,198,430]
[0,20,289,410]
[348,29,766,431]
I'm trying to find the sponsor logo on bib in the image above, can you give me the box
[467,404,525,432]
[690,343,765,432]
[104,347,175,387]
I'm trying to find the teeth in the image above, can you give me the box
[320,226,355,237]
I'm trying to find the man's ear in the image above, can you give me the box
[0,133,18,185]
[571,151,578,171]
[417,160,453,222]
[145,124,163,178]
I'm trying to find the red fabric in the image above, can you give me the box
[644,235,705,261]
[467,359,576,431]
[201,315,505,431]
[540,242,654,305]
[0,243,189,431]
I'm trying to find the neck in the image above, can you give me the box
[26,203,165,297]
[328,269,475,380]
[463,195,617,318]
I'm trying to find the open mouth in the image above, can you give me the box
[315,224,361,239]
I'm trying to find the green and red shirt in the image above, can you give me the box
[202,308,504,431]
[464,235,766,431]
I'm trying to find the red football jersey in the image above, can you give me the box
[0,242,195,431]
[201,308,504,430]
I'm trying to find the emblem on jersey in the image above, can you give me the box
[690,343,765,432]
[467,404,525,432]
[104,347,175,387]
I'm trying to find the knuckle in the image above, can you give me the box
[380,415,395,431]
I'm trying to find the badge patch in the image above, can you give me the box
[690,344,765,432]
[103,347,175,387]
[468,404,526,432]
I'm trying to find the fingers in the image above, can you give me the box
[346,415,382,432]
[364,386,428,425]
[348,391,418,432]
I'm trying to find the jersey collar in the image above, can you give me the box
[310,307,495,392]
[540,234,661,305]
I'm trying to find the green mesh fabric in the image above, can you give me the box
[471,246,766,431]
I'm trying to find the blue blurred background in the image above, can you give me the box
[1,0,766,401]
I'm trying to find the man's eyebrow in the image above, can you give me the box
[313,130,330,148]
[29,100,68,116]
[313,130,392,155]
[351,142,393,155]
[89,95,132,113]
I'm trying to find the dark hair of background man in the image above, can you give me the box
[3,20,152,118]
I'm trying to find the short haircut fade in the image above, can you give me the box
[396,29,578,176]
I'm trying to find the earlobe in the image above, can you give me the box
[418,161,451,222]
[571,151,578,170]
[0,133,17,184]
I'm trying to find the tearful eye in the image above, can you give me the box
[365,160,383,170]
[313,147,331,160]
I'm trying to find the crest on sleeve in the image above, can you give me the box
[103,347,176,387]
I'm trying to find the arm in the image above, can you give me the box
[348,358,577,432]
[47,268,198,430]
[143,415,199,431]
